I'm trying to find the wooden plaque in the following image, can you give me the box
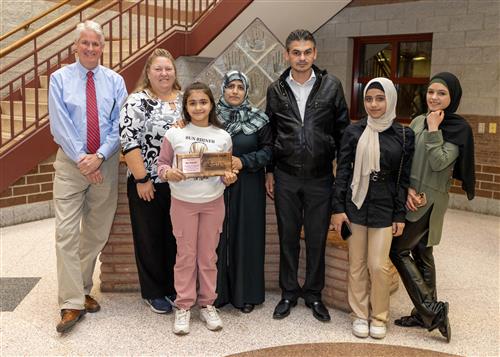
[176,152,232,178]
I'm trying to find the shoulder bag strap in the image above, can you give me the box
[396,126,405,187]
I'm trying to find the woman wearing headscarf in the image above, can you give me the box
[332,77,414,339]
[390,72,475,342]
[214,70,272,313]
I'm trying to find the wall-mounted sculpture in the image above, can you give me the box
[195,18,286,110]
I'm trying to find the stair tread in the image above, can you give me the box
[24,89,49,95]
[1,100,47,104]
[2,117,36,122]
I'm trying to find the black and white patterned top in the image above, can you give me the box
[119,90,182,183]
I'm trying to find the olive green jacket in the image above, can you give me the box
[406,115,459,246]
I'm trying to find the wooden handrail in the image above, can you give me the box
[0,0,99,58]
[0,0,72,43]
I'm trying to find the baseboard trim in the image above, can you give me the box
[449,193,499,216]
[0,201,54,227]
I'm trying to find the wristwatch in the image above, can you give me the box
[134,173,151,184]
[96,152,105,160]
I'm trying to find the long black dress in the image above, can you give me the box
[215,125,272,308]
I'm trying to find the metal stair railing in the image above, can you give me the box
[0,0,72,43]
[0,0,220,153]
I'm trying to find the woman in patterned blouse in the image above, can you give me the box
[119,48,181,314]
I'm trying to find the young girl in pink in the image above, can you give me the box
[157,82,237,335]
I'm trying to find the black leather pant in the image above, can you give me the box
[390,207,442,328]
[412,238,437,300]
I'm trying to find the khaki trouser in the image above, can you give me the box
[53,148,118,310]
[348,223,393,326]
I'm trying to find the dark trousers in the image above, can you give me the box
[274,168,333,303]
[127,177,176,299]
[390,207,440,327]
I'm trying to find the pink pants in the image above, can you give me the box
[170,196,225,310]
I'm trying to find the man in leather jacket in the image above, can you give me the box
[265,29,349,322]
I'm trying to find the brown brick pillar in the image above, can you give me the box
[264,198,280,290]
[264,196,398,313]
[100,161,140,292]
[101,164,398,312]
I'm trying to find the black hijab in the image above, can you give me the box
[425,72,475,200]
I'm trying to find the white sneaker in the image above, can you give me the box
[352,318,369,338]
[199,305,223,331]
[370,323,387,339]
[173,309,190,335]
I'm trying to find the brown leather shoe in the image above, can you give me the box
[56,309,85,333]
[84,295,101,313]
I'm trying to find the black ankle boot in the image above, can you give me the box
[437,302,451,342]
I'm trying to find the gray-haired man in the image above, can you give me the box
[48,20,127,333]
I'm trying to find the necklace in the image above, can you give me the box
[147,89,178,103]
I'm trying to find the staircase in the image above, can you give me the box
[0,0,252,192]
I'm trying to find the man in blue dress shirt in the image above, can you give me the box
[48,20,127,333]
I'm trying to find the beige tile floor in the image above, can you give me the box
[1,209,498,356]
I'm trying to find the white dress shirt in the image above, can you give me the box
[285,70,316,122]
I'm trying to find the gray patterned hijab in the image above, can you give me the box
[217,70,269,136]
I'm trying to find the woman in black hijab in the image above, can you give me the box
[390,72,475,342]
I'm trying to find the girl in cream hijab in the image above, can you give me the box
[332,77,415,339]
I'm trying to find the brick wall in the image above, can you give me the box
[0,154,55,208]
[100,163,139,292]
[452,164,500,200]
[450,115,500,200]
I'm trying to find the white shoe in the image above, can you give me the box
[370,323,387,339]
[199,305,223,331]
[352,318,369,338]
[173,309,190,335]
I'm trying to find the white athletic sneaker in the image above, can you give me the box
[352,318,369,338]
[370,323,387,339]
[199,305,223,331]
[173,309,190,335]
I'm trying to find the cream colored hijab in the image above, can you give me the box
[351,77,398,209]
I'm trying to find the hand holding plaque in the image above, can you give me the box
[176,151,232,178]
[222,171,238,186]
[164,167,185,182]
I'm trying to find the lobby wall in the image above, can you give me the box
[313,0,500,214]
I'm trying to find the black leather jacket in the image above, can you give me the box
[332,119,415,226]
[265,65,349,177]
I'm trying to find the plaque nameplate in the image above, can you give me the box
[176,152,232,178]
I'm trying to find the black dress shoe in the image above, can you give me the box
[273,299,297,319]
[395,314,424,328]
[240,303,254,313]
[305,300,331,322]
